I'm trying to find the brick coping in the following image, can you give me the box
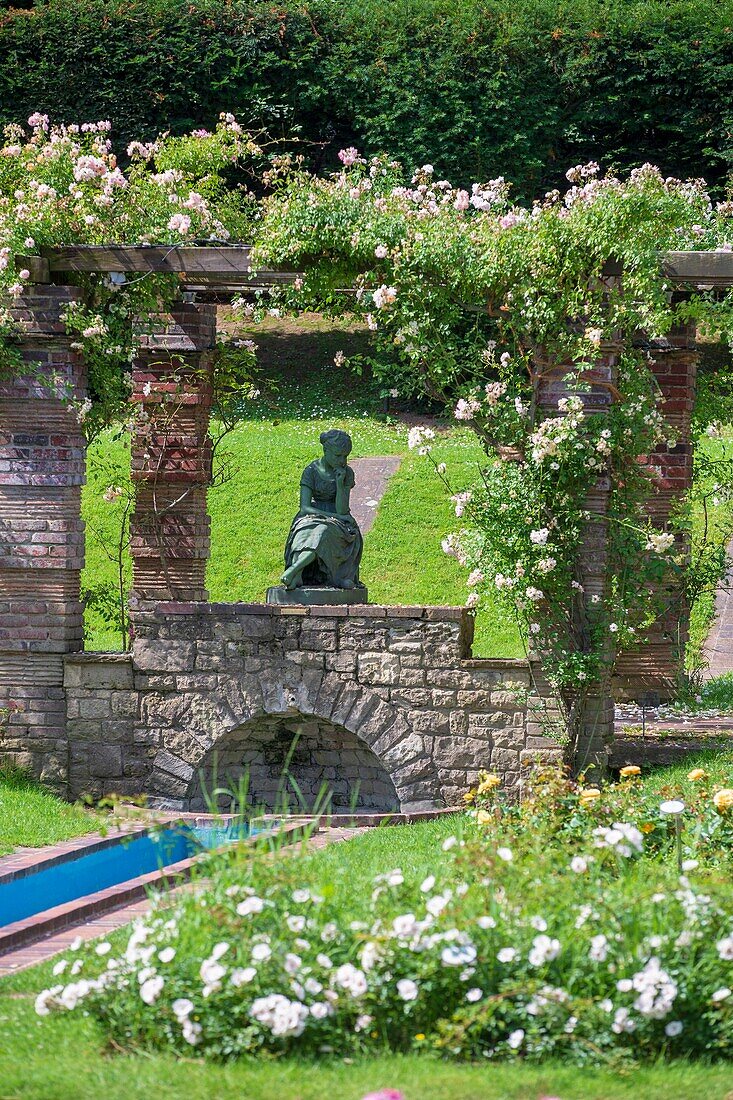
[0,817,307,957]
[127,599,469,620]
[256,806,463,829]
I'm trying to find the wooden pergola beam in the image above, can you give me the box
[17,246,733,292]
[662,250,733,287]
[40,244,255,275]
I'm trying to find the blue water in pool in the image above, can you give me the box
[0,823,249,929]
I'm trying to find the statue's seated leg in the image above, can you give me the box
[281,549,317,590]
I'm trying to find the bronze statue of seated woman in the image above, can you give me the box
[281,429,364,591]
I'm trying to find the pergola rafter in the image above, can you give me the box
[15,246,733,298]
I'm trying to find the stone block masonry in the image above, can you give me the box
[62,604,532,812]
[0,284,86,788]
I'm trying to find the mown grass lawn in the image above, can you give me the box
[0,1004,730,1100]
[82,315,523,657]
[688,420,733,670]
[0,768,100,855]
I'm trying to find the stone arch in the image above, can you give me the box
[187,710,401,814]
[146,669,442,812]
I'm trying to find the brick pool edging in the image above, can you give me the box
[0,805,466,960]
[0,818,309,957]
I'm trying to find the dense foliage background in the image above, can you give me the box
[2,0,733,197]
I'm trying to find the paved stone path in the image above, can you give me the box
[703,536,733,677]
[349,455,402,535]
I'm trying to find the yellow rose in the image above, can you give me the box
[620,765,641,779]
[713,789,733,814]
[476,809,493,825]
[415,1033,426,1041]
[478,774,501,795]
[687,768,708,782]
[463,788,477,804]
[579,787,601,807]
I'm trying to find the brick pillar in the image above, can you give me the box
[129,301,216,603]
[0,282,86,790]
[530,337,621,776]
[614,321,698,700]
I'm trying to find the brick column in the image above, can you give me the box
[129,301,216,603]
[0,282,86,790]
[529,336,621,776]
[614,321,698,699]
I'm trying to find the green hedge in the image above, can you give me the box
[2,0,733,196]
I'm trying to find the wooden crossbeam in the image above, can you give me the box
[23,245,733,291]
[662,250,733,287]
[40,244,255,276]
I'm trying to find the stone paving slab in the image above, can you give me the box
[349,455,401,535]
[611,732,732,770]
[703,536,733,678]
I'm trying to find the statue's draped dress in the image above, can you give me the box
[284,461,363,586]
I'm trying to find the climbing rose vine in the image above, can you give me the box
[0,113,260,434]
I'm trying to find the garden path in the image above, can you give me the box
[703,536,733,677]
[349,455,401,535]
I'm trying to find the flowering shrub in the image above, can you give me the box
[35,759,733,1065]
[0,113,260,434]
[473,760,733,871]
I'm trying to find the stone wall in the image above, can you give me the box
[61,602,535,811]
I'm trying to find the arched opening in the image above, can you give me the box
[187,710,400,814]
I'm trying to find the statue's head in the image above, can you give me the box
[320,429,352,468]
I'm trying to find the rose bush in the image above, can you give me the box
[35,759,733,1065]
[0,113,260,434]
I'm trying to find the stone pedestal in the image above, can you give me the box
[0,282,87,789]
[266,585,368,606]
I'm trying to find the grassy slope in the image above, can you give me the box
[0,770,99,855]
[82,316,523,657]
